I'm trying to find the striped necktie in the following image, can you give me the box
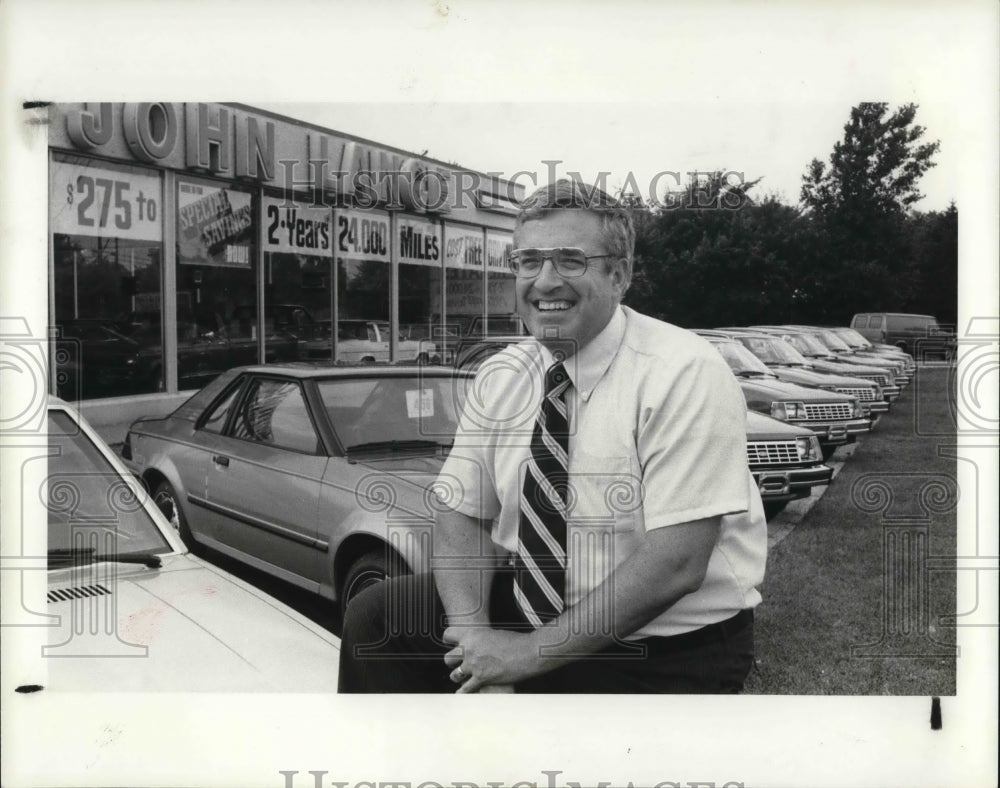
[513,361,571,628]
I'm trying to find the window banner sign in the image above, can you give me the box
[50,159,162,242]
[177,181,253,268]
[443,224,484,270]
[486,230,513,273]
[333,207,390,262]
[261,195,333,257]
[395,215,442,267]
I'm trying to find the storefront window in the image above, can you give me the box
[50,154,163,400]
[334,208,391,364]
[486,230,518,335]
[443,224,485,361]
[175,177,257,389]
[261,194,334,364]
[396,215,442,364]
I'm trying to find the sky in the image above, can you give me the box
[258,100,961,211]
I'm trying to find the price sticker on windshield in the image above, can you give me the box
[405,388,435,419]
[50,160,162,242]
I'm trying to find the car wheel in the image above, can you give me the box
[763,501,787,520]
[153,480,194,548]
[415,352,429,365]
[340,549,405,619]
[360,356,376,366]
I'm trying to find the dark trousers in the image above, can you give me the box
[338,571,755,694]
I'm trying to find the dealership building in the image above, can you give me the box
[47,103,523,439]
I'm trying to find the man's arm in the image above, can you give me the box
[431,507,500,628]
[443,515,720,692]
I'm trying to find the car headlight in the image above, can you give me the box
[852,399,863,418]
[796,435,821,461]
[770,401,805,420]
[873,384,883,399]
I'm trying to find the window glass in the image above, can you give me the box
[334,208,391,364]
[485,231,516,334]
[396,215,443,364]
[230,379,318,454]
[176,177,257,389]
[51,154,163,400]
[200,380,243,434]
[443,224,485,362]
[261,194,333,364]
[317,375,469,449]
[47,410,171,558]
[870,315,884,329]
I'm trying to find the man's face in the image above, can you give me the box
[513,210,627,356]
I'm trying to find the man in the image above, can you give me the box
[338,179,766,693]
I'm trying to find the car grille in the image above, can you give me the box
[836,387,875,401]
[804,403,853,420]
[854,373,889,386]
[747,440,799,465]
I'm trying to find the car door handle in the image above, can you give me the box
[212,455,230,467]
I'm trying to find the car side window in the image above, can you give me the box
[201,382,243,434]
[230,378,319,454]
[853,315,868,328]
[870,316,883,329]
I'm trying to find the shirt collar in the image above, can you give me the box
[537,306,626,402]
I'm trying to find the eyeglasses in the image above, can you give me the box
[508,247,615,278]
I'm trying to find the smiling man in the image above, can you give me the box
[338,180,766,693]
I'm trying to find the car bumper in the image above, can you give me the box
[791,418,871,444]
[753,464,834,502]
[883,385,901,401]
[862,400,890,418]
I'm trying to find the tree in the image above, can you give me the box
[798,103,942,322]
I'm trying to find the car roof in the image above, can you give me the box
[230,363,470,379]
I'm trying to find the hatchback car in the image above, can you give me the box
[123,365,470,618]
[24,398,341,692]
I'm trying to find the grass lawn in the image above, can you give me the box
[744,365,958,695]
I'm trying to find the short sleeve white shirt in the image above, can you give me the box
[439,305,767,638]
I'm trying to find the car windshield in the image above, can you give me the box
[710,341,773,376]
[47,410,171,562]
[789,332,831,355]
[741,335,807,365]
[814,330,852,352]
[317,375,471,449]
[836,328,871,347]
[768,337,812,364]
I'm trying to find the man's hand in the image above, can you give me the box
[442,626,538,694]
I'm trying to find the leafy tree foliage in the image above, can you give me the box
[624,105,954,331]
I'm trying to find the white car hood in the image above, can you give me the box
[44,554,340,692]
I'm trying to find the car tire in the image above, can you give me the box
[415,352,429,366]
[340,549,405,620]
[763,501,787,520]
[152,480,195,549]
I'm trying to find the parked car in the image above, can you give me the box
[122,365,470,618]
[709,329,889,423]
[35,397,341,692]
[826,326,916,372]
[745,410,833,519]
[777,325,911,386]
[701,334,869,459]
[304,319,438,365]
[850,312,955,359]
[749,327,902,401]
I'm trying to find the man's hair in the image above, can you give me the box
[514,179,635,292]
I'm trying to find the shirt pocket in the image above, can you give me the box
[567,451,642,536]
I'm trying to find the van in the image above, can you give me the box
[850,312,954,358]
